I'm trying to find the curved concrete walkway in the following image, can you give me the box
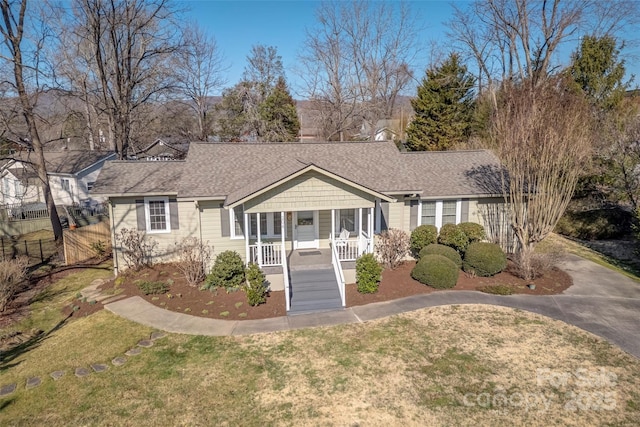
[105,254,640,358]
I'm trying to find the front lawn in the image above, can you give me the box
[1,303,639,426]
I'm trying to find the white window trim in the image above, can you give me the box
[144,196,171,234]
[61,178,71,192]
[249,212,286,239]
[419,199,462,230]
[334,208,359,235]
[229,206,244,240]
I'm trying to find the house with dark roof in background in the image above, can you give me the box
[92,140,507,314]
[128,138,189,161]
[0,150,116,207]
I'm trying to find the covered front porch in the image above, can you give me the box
[244,207,375,267]
[242,207,374,313]
[225,164,394,312]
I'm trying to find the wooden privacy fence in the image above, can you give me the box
[63,221,111,265]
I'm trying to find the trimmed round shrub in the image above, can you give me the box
[463,242,507,277]
[245,263,268,306]
[457,222,486,244]
[438,223,469,253]
[418,244,462,269]
[411,254,458,289]
[410,224,438,257]
[204,250,245,291]
[356,253,383,294]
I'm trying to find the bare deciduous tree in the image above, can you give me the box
[174,23,227,141]
[0,0,63,240]
[299,0,419,141]
[69,0,181,159]
[448,0,640,95]
[491,78,593,279]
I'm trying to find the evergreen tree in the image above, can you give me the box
[569,35,627,111]
[259,77,300,142]
[406,53,475,151]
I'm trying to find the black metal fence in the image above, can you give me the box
[0,236,59,266]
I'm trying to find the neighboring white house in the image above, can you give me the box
[0,150,116,206]
[358,119,402,141]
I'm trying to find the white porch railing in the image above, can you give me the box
[330,240,346,307]
[249,242,283,266]
[331,232,373,261]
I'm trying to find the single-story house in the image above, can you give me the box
[92,140,507,313]
[1,150,116,206]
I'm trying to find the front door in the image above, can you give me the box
[294,210,318,249]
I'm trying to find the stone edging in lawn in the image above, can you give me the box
[0,331,167,398]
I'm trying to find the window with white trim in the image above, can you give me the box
[335,209,357,234]
[14,180,22,196]
[144,196,171,233]
[419,199,461,229]
[230,205,244,239]
[421,201,436,226]
[61,178,71,192]
[442,201,457,225]
[249,212,284,238]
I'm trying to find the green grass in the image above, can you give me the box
[4,262,113,334]
[542,233,640,281]
[1,268,640,425]
[0,230,58,268]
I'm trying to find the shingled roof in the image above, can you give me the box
[8,150,115,175]
[92,141,502,200]
[92,160,184,195]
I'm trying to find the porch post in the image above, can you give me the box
[331,208,335,241]
[280,211,285,265]
[368,207,374,253]
[256,212,263,265]
[244,211,250,265]
[358,207,363,256]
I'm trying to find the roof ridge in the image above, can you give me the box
[400,149,494,154]
[190,140,392,146]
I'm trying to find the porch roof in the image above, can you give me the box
[225,163,395,208]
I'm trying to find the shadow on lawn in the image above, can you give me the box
[0,314,72,373]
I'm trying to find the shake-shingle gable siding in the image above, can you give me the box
[92,140,506,277]
[243,170,375,213]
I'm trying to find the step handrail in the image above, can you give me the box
[330,235,346,307]
[282,243,290,311]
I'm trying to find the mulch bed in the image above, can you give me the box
[99,264,286,321]
[1,256,573,327]
[347,260,573,307]
[97,259,572,321]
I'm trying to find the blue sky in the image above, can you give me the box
[184,0,640,96]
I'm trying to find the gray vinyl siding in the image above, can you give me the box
[111,197,199,272]
[198,201,246,262]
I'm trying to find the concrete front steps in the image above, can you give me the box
[288,268,343,315]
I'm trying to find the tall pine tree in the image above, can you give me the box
[406,53,475,151]
[259,77,300,142]
[569,35,627,111]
